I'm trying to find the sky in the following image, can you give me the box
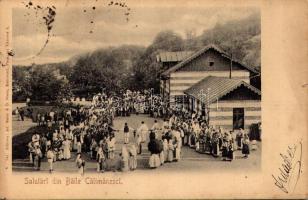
[12,2,259,66]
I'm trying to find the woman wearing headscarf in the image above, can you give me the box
[242,133,250,158]
[97,145,106,172]
[236,129,244,150]
[62,137,71,160]
[128,144,138,170]
[120,145,129,172]
[227,137,234,161]
[221,133,229,161]
[211,131,220,157]
[167,138,175,162]
[148,131,161,168]
[76,153,85,175]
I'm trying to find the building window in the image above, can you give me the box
[209,61,214,66]
[233,108,244,130]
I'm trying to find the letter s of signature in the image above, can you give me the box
[272,140,303,194]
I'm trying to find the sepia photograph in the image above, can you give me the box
[11,2,262,174]
[1,0,307,199]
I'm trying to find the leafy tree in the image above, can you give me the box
[131,30,184,92]
[196,12,261,70]
[69,45,145,96]
[12,66,31,101]
[27,66,70,101]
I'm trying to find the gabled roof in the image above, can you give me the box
[161,44,258,77]
[156,51,194,62]
[184,76,261,106]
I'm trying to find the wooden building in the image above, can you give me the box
[157,51,194,100]
[159,44,259,107]
[184,76,261,130]
[156,51,194,71]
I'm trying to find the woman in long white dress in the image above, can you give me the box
[121,145,129,172]
[129,144,137,170]
[107,135,116,159]
[167,139,174,162]
[163,138,169,162]
[96,146,105,172]
[62,138,71,160]
[76,153,85,175]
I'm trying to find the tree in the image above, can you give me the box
[27,66,70,101]
[12,66,31,101]
[131,30,184,92]
[198,12,261,68]
[69,45,145,96]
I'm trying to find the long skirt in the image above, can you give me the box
[121,159,129,172]
[48,159,53,170]
[149,154,161,168]
[174,148,181,161]
[189,134,196,147]
[141,132,146,143]
[198,142,206,153]
[187,134,191,146]
[73,137,77,150]
[242,144,250,155]
[212,142,219,157]
[227,150,233,160]
[63,147,71,160]
[205,141,212,153]
[29,152,33,164]
[237,138,242,149]
[154,111,158,118]
[77,142,82,153]
[109,150,114,159]
[222,147,228,158]
[219,138,223,149]
[34,156,41,170]
[164,150,168,161]
[160,151,165,164]
[78,166,84,175]
[129,156,137,170]
[168,149,174,162]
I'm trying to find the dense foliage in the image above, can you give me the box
[13,13,260,102]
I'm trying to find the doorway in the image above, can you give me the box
[233,108,244,130]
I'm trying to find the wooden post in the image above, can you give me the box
[230,53,233,79]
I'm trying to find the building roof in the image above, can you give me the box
[156,51,194,62]
[161,44,258,77]
[184,76,261,106]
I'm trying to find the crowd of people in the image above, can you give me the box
[24,89,257,173]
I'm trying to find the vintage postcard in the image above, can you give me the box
[0,0,307,199]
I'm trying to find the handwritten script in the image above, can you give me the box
[272,140,303,194]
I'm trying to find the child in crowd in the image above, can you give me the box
[76,153,85,175]
[46,147,54,173]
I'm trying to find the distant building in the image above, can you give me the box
[184,76,261,130]
[156,51,194,71]
[157,50,194,100]
[159,44,258,106]
[158,44,261,130]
